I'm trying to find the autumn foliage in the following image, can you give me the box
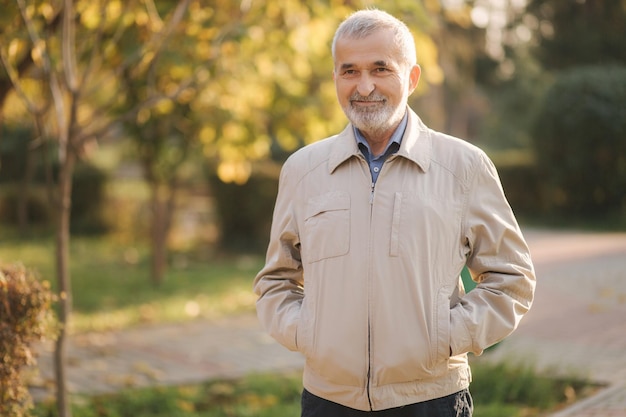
[0,264,55,417]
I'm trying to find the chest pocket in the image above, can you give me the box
[303,192,350,264]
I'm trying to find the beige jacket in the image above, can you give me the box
[254,108,535,411]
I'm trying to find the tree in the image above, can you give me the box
[524,0,626,70]
[531,66,626,216]
[113,0,207,286]
[0,0,192,415]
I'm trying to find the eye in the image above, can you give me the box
[374,67,390,73]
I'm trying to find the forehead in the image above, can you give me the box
[334,29,402,68]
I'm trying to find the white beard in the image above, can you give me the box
[343,92,407,139]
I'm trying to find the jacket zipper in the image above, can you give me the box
[367,179,375,411]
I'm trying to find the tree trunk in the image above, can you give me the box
[150,188,167,286]
[54,149,75,417]
[17,136,39,234]
[149,182,177,286]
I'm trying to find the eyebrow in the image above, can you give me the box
[339,60,389,71]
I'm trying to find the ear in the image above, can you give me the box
[408,65,421,93]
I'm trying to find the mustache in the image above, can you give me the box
[350,93,386,102]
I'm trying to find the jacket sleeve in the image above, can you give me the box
[450,151,536,356]
[253,159,304,352]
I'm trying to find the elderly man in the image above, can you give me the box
[254,8,536,417]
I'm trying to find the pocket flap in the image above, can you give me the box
[305,191,350,219]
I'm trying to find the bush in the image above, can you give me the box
[0,161,111,234]
[531,65,626,217]
[0,264,55,417]
[489,150,542,216]
[0,128,31,183]
[71,162,111,235]
[470,362,586,410]
[0,187,52,226]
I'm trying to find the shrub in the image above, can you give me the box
[0,264,55,417]
[531,65,626,217]
[490,150,542,216]
[70,162,111,235]
[0,187,52,226]
[0,128,36,184]
[0,161,111,234]
[470,361,592,411]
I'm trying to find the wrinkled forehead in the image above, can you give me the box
[333,29,406,68]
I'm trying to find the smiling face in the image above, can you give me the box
[333,28,420,148]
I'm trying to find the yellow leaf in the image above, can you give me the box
[176,88,196,104]
[217,160,251,184]
[39,3,55,21]
[414,32,444,85]
[107,1,122,21]
[154,98,174,115]
[276,127,298,151]
[135,10,149,26]
[30,39,46,67]
[222,122,247,142]
[81,2,101,29]
[292,54,312,79]
[254,54,274,78]
[8,39,23,61]
[199,126,216,144]
[247,135,271,159]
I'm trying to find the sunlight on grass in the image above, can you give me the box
[71,287,258,332]
[34,371,303,417]
[0,232,264,333]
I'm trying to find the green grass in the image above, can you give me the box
[469,359,598,416]
[0,231,263,333]
[33,372,302,417]
[31,362,597,417]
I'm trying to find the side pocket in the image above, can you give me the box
[296,297,312,355]
[434,288,452,366]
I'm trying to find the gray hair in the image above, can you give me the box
[331,9,417,67]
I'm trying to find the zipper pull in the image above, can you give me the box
[370,182,375,204]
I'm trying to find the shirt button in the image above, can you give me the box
[373,167,380,172]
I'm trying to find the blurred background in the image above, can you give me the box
[2,0,625,257]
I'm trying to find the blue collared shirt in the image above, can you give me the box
[354,112,408,183]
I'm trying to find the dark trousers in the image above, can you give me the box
[301,388,473,417]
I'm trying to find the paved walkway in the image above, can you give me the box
[30,228,626,416]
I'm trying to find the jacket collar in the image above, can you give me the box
[328,107,432,174]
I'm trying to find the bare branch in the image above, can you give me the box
[15,0,70,161]
[62,0,78,92]
[144,0,164,28]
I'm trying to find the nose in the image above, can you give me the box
[356,74,375,97]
